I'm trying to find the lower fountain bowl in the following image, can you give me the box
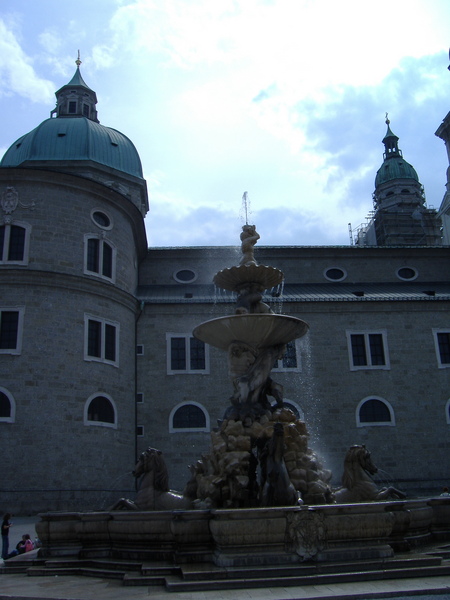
[193,313,309,351]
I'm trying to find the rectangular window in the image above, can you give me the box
[166,334,209,374]
[0,224,29,264]
[85,315,119,366]
[0,308,24,355]
[136,392,144,403]
[85,236,115,280]
[273,341,301,372]
[433,329,450,368]
[346,330,390,370]
[68,101,77,114]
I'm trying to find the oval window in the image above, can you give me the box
[324,267,347,282]
[174,269,197,283]
[397,267,417,281]
[92,210,112,229]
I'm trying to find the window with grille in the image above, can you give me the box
[357,397,395,427]
[0,223,29,264]
[166,334,209,374]
[85,315,119,365]
[346,331,390,370]
[85,235,115,280]
[169,402,210,432]
[273,341,300,372]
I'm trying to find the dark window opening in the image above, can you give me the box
[173,404,206,429]
[437,332,450,365]
[171,337,186,370]
[359,399,391,423]
[68,101,77,114]
[88,396,114,423]
[87,319,102,358]
[0,392,11,418]
[0,311,19,350]
[282,341,297,369]
[190,337,206,370]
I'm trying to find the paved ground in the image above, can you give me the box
[1,517,450,600]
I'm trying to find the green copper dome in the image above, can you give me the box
[375,156,419,187]
[0,62,143,179]
[1,117,143,178]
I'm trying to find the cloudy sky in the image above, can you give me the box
[1,0,449,247]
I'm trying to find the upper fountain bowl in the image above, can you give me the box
[193,313,309,351]
[214,264,283,293]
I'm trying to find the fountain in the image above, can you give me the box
[189,222,332,508]
[33,217,450,578]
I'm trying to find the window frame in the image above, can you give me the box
[0,306,25,355]
[0,221,31,265]
[169,401,210,433]
[84,314,120,366]
[356,396,396,427]
[166,333,210,375]
[84,392,117,428]
[84,234,116,281]
[0,387,16,423]
[346,330,390,371]
[272,340,301,373]
[433,329,450,369]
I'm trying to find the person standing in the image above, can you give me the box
[1,513,13,559]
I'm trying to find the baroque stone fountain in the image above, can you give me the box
[190,223,333,508]
[34,222,450,570]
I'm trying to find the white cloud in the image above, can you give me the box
[0,18,54,102]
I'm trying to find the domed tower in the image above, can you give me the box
[0,57,148,513]
[369,116,442,246]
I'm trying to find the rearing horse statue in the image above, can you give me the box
[110,447,193,511]
[334,445,406,503]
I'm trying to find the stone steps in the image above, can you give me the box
[3,552,450,592]
[163,562,450,592]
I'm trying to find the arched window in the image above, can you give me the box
[0,388,15,423]
[169,401,210,433]
[356,396,395,427]
[84,393,117,428]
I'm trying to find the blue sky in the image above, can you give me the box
[1,0,449,247]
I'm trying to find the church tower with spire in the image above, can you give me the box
[357,117,442,246]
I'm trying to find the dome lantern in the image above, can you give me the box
[50,52,99,123]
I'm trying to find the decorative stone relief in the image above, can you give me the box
[286,510,326,560]
[1,186,36,216]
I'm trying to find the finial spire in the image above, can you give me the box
[76,50,82,68]
[385,112,390,126]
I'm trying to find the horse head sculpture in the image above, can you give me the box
[334,445,405,503]
[110,447,193,511]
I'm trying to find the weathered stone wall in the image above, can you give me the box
[0,168,144,514]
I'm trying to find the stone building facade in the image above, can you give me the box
[1,64,449,514]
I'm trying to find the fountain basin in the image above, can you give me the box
[193,313,309,351]
[36,499,448,566]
